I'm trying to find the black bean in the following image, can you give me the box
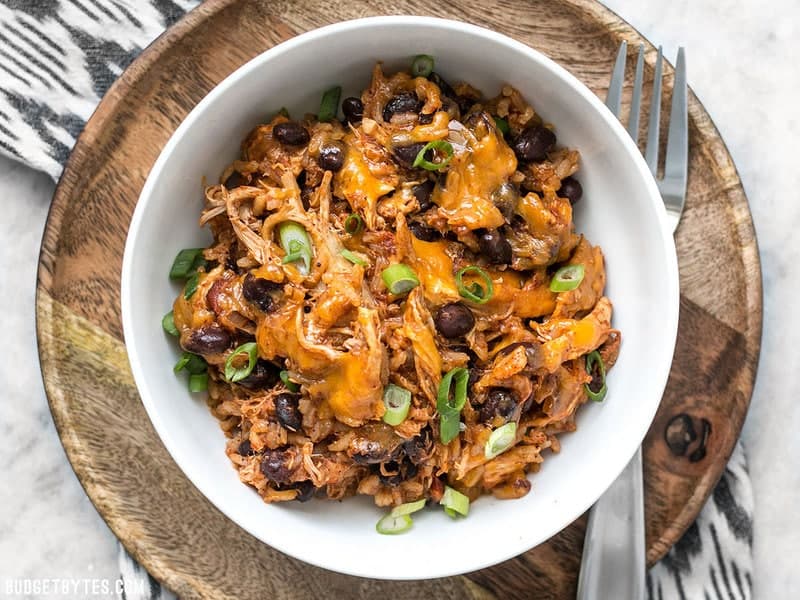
[383,92,423,122]
[408,221,441,242]
[467,368,481,388]
[479,388,517,423]
[455,95,476,114]
[274,393,303,431]
[376,459,419,487]
[342,97,364,123]
[224,171,247,188]
[429,73,457,100]
[512,125,556,163]
[412,179,435,211]
[300,185,314,210]
[242,273,280,312]
[557,176,583,204]
[260,449,294,484]
[392,142,426,168]
[238,359,281,390]
[403,429,433,465]
[434,303,476,339]
[478,229,513,264]
[376,460,402,486]
[273,121,310,146]
[317,142,345,172]
[291,480,316,502]
[491,182,519,221]
[419,112,434,124]
[350,441,396,465]
[238,439,254,456]
[182,325,231,355]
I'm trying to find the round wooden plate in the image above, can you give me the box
[36,1,761,598]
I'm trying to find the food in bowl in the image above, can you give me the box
[163,56,620,532]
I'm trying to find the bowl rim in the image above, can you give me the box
[121,14,679,579]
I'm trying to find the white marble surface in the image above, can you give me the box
[0,0,797,598]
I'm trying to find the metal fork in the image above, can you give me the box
[576,42,687,600]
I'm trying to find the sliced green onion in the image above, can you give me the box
[440,486,469,519]
[169,248,204,279]
[183,270,200,300]
[390,498,426,517]
[279,221,313,275]
[455,266,494,304]
[188,372,208,393]
[437,367,469,444]
[376,513,413,535]
[494,116,510,135]
[485,422,518,459]
[344,213,364,235]
[382,384,412,426]
[277,107,289,118]
[341,249,368,267]
[411,54,435,78]
[381,264,420,295]
[162,311,179,336]
[584,350,608,402]
[224,342,259,383]
[413,140,454,171]
[318,85,342,122]
[174,352,207,375]
[280,370,300,393]
[549,264,585,292]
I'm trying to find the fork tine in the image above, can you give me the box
[627,44,645,140]
[644,46,663,175]
[663,47,688,188]
[605,41,627,117]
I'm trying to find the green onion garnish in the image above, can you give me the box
[390,498,426,517]
[382,384,412,426]
[440,486,469,519]
[494,116,510,135]
[224,342,259,383]
[411,54,435,78]
[376,513,413,535]
[584,350,608,402]
[183,271,200,300]
[162,311,179,336]
[169,248,204,279]
[437,367,469,444]
[188,372,208,393]
[485,422,518,459]
[279,221,313,275]
[455,266,494,304]
[280,370,300,393]
[341,249,368,267]
[381,264,420,295]
[174,352,207,375]
[277,107,289,118]
[344,213,364,235]
[318,85,342,122]
[549,264,585,292]
[413,140,454,171]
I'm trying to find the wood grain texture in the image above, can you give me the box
[36,0,762,598]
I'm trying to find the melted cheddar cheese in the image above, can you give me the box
[334,132,395,229]
[433,124,517,230]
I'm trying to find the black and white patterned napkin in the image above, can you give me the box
[0,2,754,598]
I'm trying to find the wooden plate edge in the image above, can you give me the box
[34,0,763,590]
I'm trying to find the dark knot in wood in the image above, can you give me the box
[664,414,711,462]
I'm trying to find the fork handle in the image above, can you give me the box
[576,447,646,600]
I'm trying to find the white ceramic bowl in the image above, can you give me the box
[122,16,679,580]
